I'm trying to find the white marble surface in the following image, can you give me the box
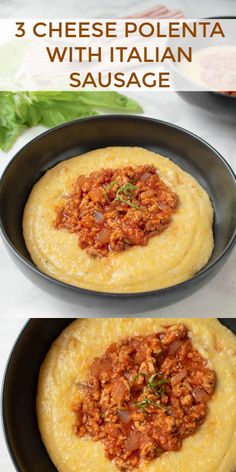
[0,0,236,18]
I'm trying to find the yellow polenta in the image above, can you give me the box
[23,147,214,292]
[37,318,236,472]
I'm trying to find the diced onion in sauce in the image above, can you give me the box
[192,387,210,403]
[93,209,105,223]
[112,380,128,402]
[124,429,141,452]
[117,410,131,424]
[140,172,152,182]
[171,370,187,385]
[168,340,183,355]
[96,228,112,243]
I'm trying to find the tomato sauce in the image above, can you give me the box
[73,325,216,470]
[55,165,178,258]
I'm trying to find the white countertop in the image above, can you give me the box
[0,0,236,469]
[1,0,236,19]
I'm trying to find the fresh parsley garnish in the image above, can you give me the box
[130,371,146,385]
[147,373,170,390]
[135,398,164,411]
[114,194,142,209]
[104,180,118,201]
[116,182,138,197]
[112,182,144,209]
[105,180,118,191]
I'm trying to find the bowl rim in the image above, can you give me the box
[1,319,30,472]
[0,114,236,298]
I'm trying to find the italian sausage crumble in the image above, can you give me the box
[55,164,178,257]
[73,325,216,470]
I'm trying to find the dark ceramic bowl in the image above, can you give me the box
[173,17,236,121]
[177,91,236,122]
[0,115,236,308]
[2,318,236,472]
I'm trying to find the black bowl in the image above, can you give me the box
[173,17,236,121]
[2,318,236,472]
[177,91,236,122]
[0,115,236,309]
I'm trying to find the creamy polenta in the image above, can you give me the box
[37,318,236,472]
[23,147,214,292]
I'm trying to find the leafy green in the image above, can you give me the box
[30,91,143,112]
[39,100,97,128]
[0,91,143,153]
[0,93,17,128]
[0,124,23,152]
[16,99,42,127]
[0,93,23,151]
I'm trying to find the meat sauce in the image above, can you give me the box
[55,165,178,258]
[224,91,236,96]
[73,325,216,470]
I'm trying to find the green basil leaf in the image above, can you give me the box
[0,124,23,152]
[0,90,143,152]
[38,100,98,128]
[16,99,42,127]
[0,92,17,128]
[77,92,143,112]
[0,92,24,151]
[30,91,143,112]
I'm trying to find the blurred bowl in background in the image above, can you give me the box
[170,17,236,121]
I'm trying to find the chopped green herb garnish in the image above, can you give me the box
[104,180,118,201]
[130,371,146,385]
[146,374,170,397]
[116,182,138,198]
[135,398,164,411]
[135,398,151,410]
[104,179,145,209]
[155,386,165,397]
[105,180,118,191]
[148,374,170,390]
[114,194,142,209]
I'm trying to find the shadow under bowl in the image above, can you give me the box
[2,318,236,472]
[0,115,235,309]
